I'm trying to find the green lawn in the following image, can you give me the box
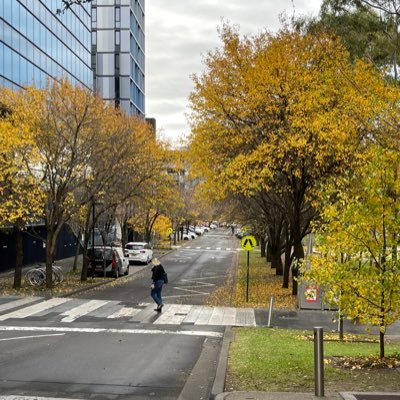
[226,328,400,393]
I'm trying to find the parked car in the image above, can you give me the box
[182,232,193,240]
[185,230,197,239]
[88,246,129,278]
[125,242,153,264]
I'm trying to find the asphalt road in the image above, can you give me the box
[72,229,239,306]
[0,228,237,400]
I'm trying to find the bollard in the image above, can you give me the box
[267,296,274,327]
[314,327,324,397]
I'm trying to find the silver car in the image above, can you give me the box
[88,246,129,278]
[125,242,153,264]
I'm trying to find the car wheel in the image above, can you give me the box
[114,268,119,279]
[124,266,129,276]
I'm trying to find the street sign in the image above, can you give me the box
[241,235,257,251]
[167,228,173,235]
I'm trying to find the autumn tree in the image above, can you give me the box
[303,145,400,358]
[189,25,379,294]
[19,80,108,288]
[0,88,45,289]
[78,114,163,281]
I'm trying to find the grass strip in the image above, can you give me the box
[226,327,400,392]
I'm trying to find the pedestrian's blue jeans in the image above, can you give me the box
[151,280,164,306]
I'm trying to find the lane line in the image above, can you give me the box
[0,325,223,338]
[0,333,65,341]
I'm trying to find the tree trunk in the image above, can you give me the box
[283,237,291,289]
[13,225,24,290]
[45,234,55,289]
[260,236,266,258]
[266,241,271,262]
[80,207,93,281]
[379,329,385,359]
[270,245,283,275]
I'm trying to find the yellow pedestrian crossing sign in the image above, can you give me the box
[241,235,257,251]
[167,228,173,235]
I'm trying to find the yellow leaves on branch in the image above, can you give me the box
[188,24,393,202]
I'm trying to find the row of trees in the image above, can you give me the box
[0,80,188,289]
[187,0,400,356]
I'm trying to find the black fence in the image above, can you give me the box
[0,224,79,273]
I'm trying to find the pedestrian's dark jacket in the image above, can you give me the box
[151,264,165,282]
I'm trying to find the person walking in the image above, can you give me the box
[150,258,166,312]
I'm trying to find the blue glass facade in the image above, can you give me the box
[93,0,145,116]
[0,0,92,90]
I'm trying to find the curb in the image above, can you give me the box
[210,325,235,399]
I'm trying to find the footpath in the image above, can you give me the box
[1,252,400,400]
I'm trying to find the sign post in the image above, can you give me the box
[240,235,257,302]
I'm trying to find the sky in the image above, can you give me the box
[145,0,323,144]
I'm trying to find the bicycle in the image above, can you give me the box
[25,264,64,287]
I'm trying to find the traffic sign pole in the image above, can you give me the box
[246,250,250,302]
[240,235,257,303]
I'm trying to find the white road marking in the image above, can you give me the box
[107,306,141,319]
[60,299,109,322]
[0,298,72,321]
[154,304,192,325]
[0,325,223,338]
[0,397,78,400]
[0,333,65,341]
[0,297,40,313]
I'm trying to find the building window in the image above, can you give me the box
[115,7,120,22]
[115,30,120,46]
[92,31,97,45]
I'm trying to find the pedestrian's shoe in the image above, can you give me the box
[154,304,162,312]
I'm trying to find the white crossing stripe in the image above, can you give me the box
[107,306,141,319]
[154,304,192,325]
[0,296,40,313]
[60,300,109,322]
[0,298,72,321]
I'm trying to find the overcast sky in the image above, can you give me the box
[145,1,323,144]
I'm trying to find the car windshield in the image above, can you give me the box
[126,244,145,250]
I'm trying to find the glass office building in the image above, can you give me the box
[0,0,92,90]
[92,0,145,116]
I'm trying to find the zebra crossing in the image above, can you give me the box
[178,245,242,251]
[0,296,256,327]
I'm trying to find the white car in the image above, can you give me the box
[125,242,153,264]
[182,232,193,240]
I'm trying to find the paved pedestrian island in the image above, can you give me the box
[0,296,256,326]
